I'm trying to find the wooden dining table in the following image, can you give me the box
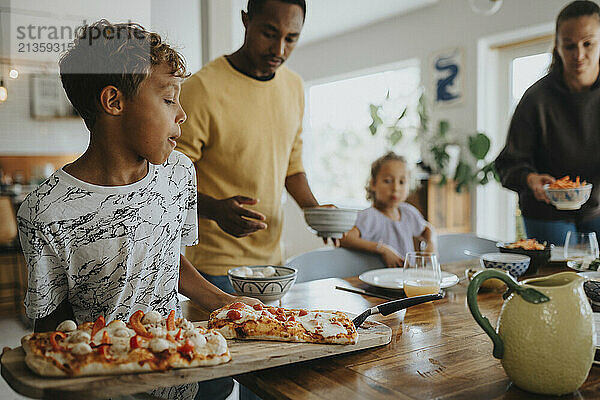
[183,260,600,400]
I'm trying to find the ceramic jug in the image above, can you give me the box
[467,270,594,395]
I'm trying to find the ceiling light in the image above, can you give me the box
[0,81,7,102]
[469,0,502,16]
[9,69,18,79]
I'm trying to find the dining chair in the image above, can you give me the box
[0,196,23,315]
[286,247,385,283]
[436,232,499,264]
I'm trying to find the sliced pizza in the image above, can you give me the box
[208,302,358,345]
[22,310,230,377]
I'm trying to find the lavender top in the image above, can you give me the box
[355,203,428,258]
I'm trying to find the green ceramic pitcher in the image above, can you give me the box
[467,269,594,395]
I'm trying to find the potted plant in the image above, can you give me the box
[369,93,498,192]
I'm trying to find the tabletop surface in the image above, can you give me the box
[185,261,600,400]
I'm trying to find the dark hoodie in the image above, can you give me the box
[494,67,600,222]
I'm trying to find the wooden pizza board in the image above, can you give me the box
[1,320,391,399]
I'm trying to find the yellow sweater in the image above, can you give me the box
[176,56,305,275]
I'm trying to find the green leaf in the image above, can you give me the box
[389,127,403,146]
[439,120,450,137]
[369,121,378,136]
[397,107,407,122]
[418,93,428,132]
[454,161,473,193]
[469,133,491,160]
[431,145,449,171]
[369,104,383,136]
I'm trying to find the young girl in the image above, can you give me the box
[340,152,435,267]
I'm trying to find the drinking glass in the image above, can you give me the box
[403,252,442,297]
[564,231,599,270]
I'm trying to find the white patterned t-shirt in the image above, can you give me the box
[17,150,198,323]
[18,150,199,400]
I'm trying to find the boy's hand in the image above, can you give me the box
[379,244,404,268]
[212,196,267,237]
[232,296,263,307]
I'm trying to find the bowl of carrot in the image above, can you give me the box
[543,176,592,210]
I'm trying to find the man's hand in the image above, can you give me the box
[526,173,555,203]
[379,244,404,268]
[211,195,267,237]
[309,204,341,246]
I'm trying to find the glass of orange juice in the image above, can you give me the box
[403,252,441,297]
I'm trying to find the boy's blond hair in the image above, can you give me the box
[59,19,188,130]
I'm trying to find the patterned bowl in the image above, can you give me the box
[480,253,531,278]
[496,242,552,274]
[228,265,297,303]
[543,183,593,210]
[578,271,600,306]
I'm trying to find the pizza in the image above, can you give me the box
[22,309,230,377]
[207,302,358,345]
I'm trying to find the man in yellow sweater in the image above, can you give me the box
[177,0,327,294]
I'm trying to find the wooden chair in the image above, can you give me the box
[0,196,23,315]
[436,233,499,264]
[286,248,385,283]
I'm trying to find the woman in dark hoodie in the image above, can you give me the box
[495,0,600,245]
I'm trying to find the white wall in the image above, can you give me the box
[0,0,201,155]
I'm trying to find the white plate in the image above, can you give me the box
[358,268,460,290]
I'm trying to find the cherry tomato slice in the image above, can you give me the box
[50,331,66,351]
[129,310,152,338]
[227,309,242,320]
[166,310,175,331]
[91,316,105,338]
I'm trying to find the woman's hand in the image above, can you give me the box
[526,173,555,203]
[378,244,404,268]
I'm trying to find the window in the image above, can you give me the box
[304,64,421,209]
[511,52,552,108]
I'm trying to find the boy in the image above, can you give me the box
[17,20,258,399]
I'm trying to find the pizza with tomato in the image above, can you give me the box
[207,302,358,345]
[21,309,230,377]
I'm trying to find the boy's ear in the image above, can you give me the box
[241,10,249,30]
[99,85,124,116]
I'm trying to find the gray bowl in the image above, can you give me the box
[228,265,297,302]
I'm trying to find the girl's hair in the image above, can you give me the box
[365,152,407,202]
[549,0,600,72]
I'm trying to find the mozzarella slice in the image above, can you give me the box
[297,312,348,338]
[149,338,174,353]
[71,343,93,355]
[142,310,162,325]
[57,320,77,332]
[108,320,127,330]
[68,331,91,343]
[205,332,227,355]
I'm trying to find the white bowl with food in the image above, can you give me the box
[228,265,297,302]
[303,208,358,239]
[543,183,592,210]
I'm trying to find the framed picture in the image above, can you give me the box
[430,47,464,107]
[30,74,78,119]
